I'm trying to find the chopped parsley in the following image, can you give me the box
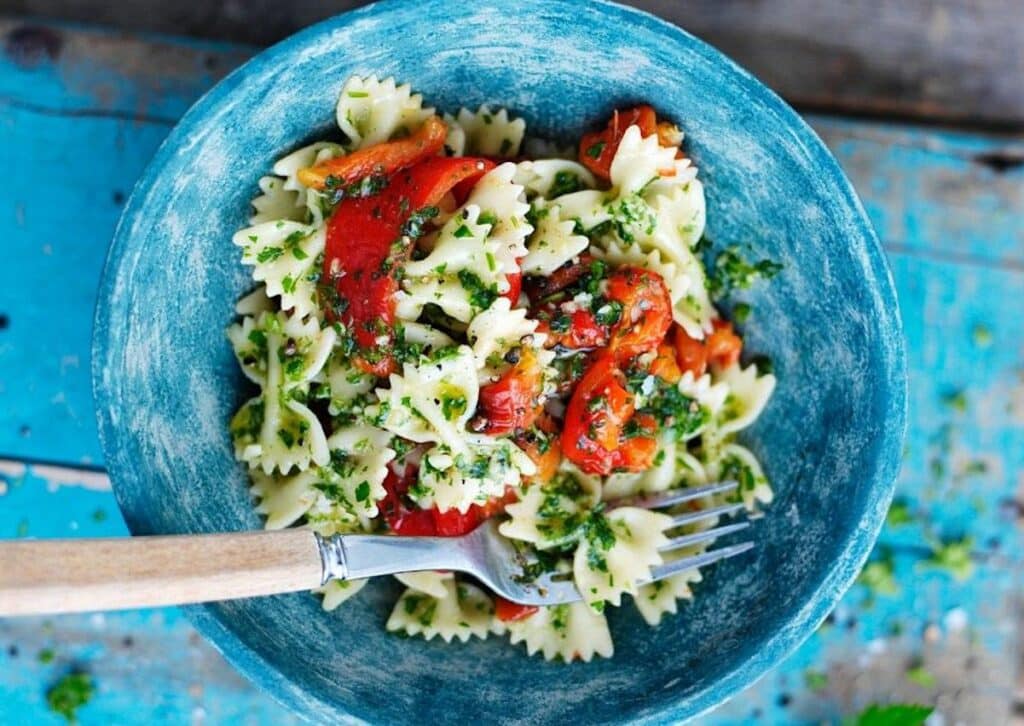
[705,244,783,299]
[582,510,616,573]
[457,269,499,310]
[256,246,284,264]
[549,170,586,197]
[585,141,605,159]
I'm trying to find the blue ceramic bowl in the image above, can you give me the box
[93,0,906,722]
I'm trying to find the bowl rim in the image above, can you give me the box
[92,0,907,721]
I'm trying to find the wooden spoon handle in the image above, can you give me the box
[0,529,323,616]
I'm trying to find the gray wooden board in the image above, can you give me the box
[4,0,1024,128]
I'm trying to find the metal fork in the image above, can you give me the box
[325,479,754,606]
[0,481,752,616]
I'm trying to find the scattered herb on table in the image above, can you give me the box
[803,669,828,691]
[924,535,974,581]
[885,499,914,527]
[847,703,933,726]
[37,648,55,664]
[46,671,94,724]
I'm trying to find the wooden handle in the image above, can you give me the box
[0,529,323,616]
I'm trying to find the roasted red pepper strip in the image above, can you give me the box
[560,355,657,476]
[605,266,673,360]
[298,116,448,190]
[476,349,545,435]
[324,156,495,376]
[380,466,515,537]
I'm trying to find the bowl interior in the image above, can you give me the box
[93,0,905,722]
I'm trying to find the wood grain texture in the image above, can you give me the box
[0,19,1020,726]
[4,0,1024,127]
[0,529,322,616]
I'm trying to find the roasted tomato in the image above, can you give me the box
[560,355,658,476]
[495,596,539,622]
[323,156,495,376]
[672,324,709,378]
[605,266,673,360]
[298,116,448,190]
[514,412,562,483]
[647,343,682,384]
[476,349,545,436]
[706,319,743,369]
[579,105,658,180]
[536,308,610,351]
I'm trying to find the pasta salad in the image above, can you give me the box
[228,76,777,662]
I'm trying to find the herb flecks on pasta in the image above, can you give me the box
[227,76,779,661]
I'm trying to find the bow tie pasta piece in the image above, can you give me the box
[609,124,693,196]
[633,566,703,627]
[395,277,481,325]
[231,394,328,476]
[504,601,613,663]
[444,106,525,158]
[514,160,596,200]
[705,442,773,510]
[573,506,672,609]
[397,165,530,324]
[553,189,612,234]
[248,424,394,533]
[336,75,434,150]
[395,571,454,599]
[404,205,507,289]
[233,221,326,320]
[316,579,369,611]
[462,163,532,267]
[373,346,479,451]
[500,463,601,549]
[413,437,536,514]
[521,204,590,277]
[228,312,335,474]
[323,353,376,418]
[304,426,396,532]
[712,363,778,437]
[387,579,495,643]
[649,180,706,255]
[465,298,554,383]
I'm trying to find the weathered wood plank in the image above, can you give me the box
[5,0,1024,127]
[0,20,1021,726]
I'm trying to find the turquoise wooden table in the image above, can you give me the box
[1,18,1022,725]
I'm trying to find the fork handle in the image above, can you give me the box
[0,529,323,617]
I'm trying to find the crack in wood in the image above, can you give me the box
[0,95,177,125]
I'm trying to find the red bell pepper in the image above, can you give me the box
[324,156,495,376]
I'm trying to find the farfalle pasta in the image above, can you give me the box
[228,75,779,662]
